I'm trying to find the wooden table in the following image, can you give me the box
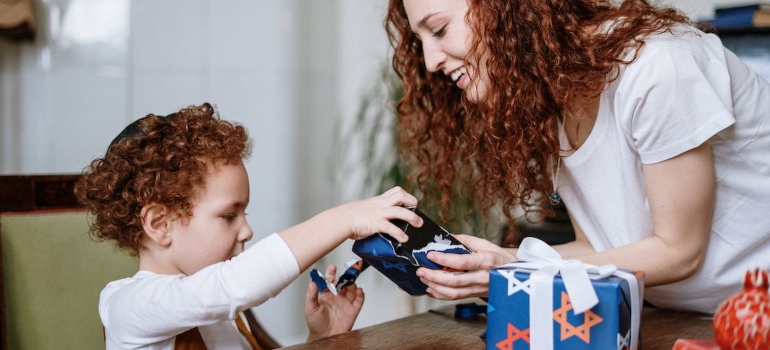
[280,304,714,350]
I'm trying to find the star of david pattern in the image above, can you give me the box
[352,234,435,294]
[616,329,630,350]
[487,267,645,350]
[368,248,408,273]
[499,270,532,296]
[381,260,408,273]
[552,291,603,343]
[495,323,530,350]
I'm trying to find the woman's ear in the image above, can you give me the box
[141,203,173,247]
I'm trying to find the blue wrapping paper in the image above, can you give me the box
[351,207,471,295]
[310,260,370,294]
[486,238,644,350]
[309,268,337,294]
[335,259,370,290]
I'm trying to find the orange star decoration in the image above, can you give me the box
[495,323,530,350]
[553,291,603,343]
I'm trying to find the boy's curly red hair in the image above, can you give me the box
[75,103,252,256]
[386,0,689,244]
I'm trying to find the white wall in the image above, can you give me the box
[0,0,755,346]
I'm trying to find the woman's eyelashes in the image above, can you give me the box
[432,24,448,37]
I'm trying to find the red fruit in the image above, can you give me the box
[713,268,770,350]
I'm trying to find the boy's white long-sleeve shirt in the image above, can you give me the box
[100,233,300,349]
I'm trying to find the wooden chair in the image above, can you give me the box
[242,309,281,349]
[0,175,280,350]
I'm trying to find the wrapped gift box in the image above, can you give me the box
[486,238,645,350]
[352,207,471,295]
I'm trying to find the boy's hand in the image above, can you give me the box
[342,186,422,243]
[305,265,365,341]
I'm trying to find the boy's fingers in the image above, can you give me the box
[348,286,364,303]
[353,288,365,309]
[404,212,423,229]
[379,224,409,243]
[324,265,337,283]
[342,285,359,302]
[382,186,418,207]
[305,282,319,310]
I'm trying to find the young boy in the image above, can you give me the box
[75,103,422,349]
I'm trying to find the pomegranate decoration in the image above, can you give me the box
[713,268,770,350]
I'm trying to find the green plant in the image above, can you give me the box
[334,64,501,240]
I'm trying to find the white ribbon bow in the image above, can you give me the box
[498,237,642,350]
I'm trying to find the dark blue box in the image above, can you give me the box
[352,207,471,295]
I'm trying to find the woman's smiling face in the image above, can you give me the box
[403,0,488,102]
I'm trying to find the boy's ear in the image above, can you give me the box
[141,203,173,247]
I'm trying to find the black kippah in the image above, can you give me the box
[108,114,170,147]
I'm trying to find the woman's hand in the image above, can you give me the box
[305,265,365,341]
[416,234,516,300]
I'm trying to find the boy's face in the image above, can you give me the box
[168,160,253,275]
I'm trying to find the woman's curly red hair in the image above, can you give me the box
[386,0,690,244]
[74,103,252,256]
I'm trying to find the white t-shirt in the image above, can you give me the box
[101,233,300,349]
[558,26,770,313]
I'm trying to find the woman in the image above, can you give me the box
[387,0,770,313]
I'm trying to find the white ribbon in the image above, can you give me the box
[498,237,642,350]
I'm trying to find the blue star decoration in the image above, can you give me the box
[382,260,408,273]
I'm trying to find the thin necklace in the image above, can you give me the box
[550,158,561,206]
[550,124,564,206]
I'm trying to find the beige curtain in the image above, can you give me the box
[0,0,35,41]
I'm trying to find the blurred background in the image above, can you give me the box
[0,0,764,346]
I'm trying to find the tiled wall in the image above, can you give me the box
[0,0,758,346]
